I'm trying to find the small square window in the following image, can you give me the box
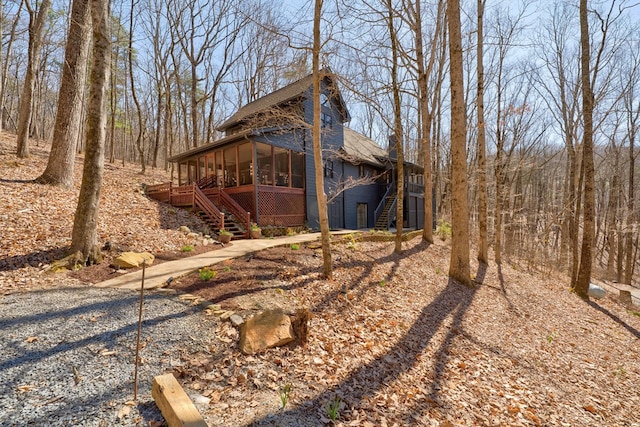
[321,112,333,129]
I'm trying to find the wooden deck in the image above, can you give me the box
[146,179,307,235]
[146,181,250,238]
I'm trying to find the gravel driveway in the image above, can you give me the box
[0,284,217,426]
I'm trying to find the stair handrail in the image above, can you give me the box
[193,184,224,230]
[218,189,251,234]
[196,175,217,189]
[374,184,395,225]
[386,196,398,230]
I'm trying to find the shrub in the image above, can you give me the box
[290,243,300,250]
[181,245,194,252]
[198,267,216,281]
[436,220,452,241]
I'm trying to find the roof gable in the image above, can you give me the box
[341,127,388,167]
[218,70,350,132]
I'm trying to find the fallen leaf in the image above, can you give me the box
[117,405,131,420]
[17,385,36,392]
[583,405,597,414]
[25,336,38,343]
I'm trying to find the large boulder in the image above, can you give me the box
[112,252,155,269]
[239,309,295,355]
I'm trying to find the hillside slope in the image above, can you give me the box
[0,133,208,293]
[1,134,639,426]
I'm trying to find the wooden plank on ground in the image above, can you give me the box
[152,374,208,427]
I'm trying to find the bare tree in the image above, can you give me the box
[312,0,332,279]
[70,0,111,262]
[476,0,488,263]
[385,0,405,254]
[37,0,90,186]
[574,0,594,298]
[128,0,145,173]
[447,0,471,286]
[16,0,53,158]
[402,0,445,244]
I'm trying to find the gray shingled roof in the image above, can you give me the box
[218,70,350,131]
[341,127,388,167]
[218,75,314,131]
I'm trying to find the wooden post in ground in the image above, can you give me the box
[152,374,208,427]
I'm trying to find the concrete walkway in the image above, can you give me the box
[95,232,332,290]
[596,280,640,307]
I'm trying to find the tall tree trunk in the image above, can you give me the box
[606,172,619,280]
[16,0,53,158]
[70,0,111,262]
[312,0,332,279]
[624,107,636,285]
[386,0,404,254]
[0,1,23,131]
[574,0,594,298]
[409,0,443,244]
[447,0,471,286]
[476,0,488,263]
[38,0,91,186]
[128,0,145,173]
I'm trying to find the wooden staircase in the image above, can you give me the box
[374,194,397,230]
[146,179,251,239]
[197,209,246,239]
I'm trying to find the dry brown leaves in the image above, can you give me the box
[170,239,640,427]
[2,134,639,426]
[0,133,208,293]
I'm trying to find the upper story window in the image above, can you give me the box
[359,164,367,178]
[320,93,330,107]
[323,159,334,178]
[321,112,333,129]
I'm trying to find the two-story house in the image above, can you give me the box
[151,71,425,235]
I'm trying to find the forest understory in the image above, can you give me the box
[1,136,639,426]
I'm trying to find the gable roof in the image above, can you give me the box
[218,70,350,131]
[341,127,388,167]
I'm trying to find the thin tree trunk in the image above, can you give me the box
[623,117,635,285]
[575,0,594,298]
[16,0,53,158]
[386,0,404,254]
[128,0,145,173]
[312,0,332,279]
[476,0,488,263]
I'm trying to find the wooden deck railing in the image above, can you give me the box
[146,181,250,236]
[146,182,172,202]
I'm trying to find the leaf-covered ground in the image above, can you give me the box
[1,135,639,426]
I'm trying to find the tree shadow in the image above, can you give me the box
[0,247,69,272]
[311,240,428,313]
[0,290,195,377]
[497,263,506,294]
[248,277,478,426]
[475,262,488,285]
[0,178,36,184]
[587,300,640,339]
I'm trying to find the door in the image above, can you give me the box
[329,199,343,230]
[357,203,368,229]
